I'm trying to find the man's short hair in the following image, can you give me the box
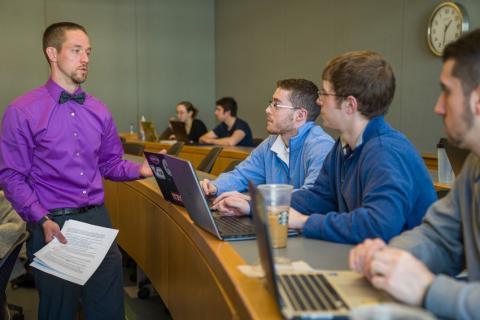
[322,51,396,119]
[443,29,480,96]
[43,22,88,64]
[216,97,238,117]
[276,79,320,121]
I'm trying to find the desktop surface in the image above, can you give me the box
[232,236,352,270]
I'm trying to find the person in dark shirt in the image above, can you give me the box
[199,97,253,146]
[167,101,207,143]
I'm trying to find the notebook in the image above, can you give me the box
[249,181,393,319]
[144,151,183,206]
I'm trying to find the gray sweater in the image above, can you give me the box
[0,191,25,258]
[390,153,480,320]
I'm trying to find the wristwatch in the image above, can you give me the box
[37,215,51,225]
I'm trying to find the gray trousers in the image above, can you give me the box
[27,205,124,320]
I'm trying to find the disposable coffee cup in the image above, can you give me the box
[257,184,293,248]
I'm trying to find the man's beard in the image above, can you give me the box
[71,70,87,84]
[446,99,474,147]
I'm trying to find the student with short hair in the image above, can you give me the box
[350,28,480,320]
[288,51,436,244]
[201,79,334,215]
[199,97,253,146]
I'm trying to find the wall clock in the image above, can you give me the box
[427,2,469,56]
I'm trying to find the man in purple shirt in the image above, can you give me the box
[0,22,152,319]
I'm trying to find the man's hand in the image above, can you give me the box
[287,207,308,230]
[368,247,435,306]
[211,192,251,216]
[349,238,387,277]
[200,179,217,196]
[42,220,67,244]
[139,149,167,178]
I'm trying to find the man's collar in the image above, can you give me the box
[46,78,85,103]
[271,135,290,165]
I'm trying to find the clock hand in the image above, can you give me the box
[443,20,453,46]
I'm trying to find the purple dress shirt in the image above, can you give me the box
[0,79,141,222]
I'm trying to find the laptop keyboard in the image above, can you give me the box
[279,273,348,311]
[214,216,254,235]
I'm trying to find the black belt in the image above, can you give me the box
[49,205,102,216]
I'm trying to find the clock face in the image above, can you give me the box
[428,2,469,56]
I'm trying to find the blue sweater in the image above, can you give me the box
[291,116,436,244]
[213,121,334,194]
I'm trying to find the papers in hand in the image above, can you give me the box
[30,219,119,286]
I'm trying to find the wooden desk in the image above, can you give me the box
[120,138,252,176]
[104,176,281,319]
[104,173,354,319]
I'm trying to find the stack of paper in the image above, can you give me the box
[31,219,119,285]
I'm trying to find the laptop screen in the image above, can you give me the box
[144,151,183,205]
[249,181,284,309]
[169,120,190,143]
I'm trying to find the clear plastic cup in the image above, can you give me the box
[258,184,293,248]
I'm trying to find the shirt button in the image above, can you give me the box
[73,132,78,137]
[71,112,75,117]
[76,152,80,157]
[82,190,87,195]
[80,172,84,176]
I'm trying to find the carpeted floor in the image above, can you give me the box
[5,262,171,320]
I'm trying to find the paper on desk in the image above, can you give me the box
[30,219,118,286]
[238,260,314,278]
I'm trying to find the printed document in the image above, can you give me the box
[30,219,118,285]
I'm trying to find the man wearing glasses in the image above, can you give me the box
[201,79,334,215]
[349,30,480,319]
[288,51,436,244]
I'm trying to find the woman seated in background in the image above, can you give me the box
[165,101,207,143]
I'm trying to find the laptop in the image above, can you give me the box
[140,121,158,142]
[164,154,299,241]
[249,181,393,319]
[169,120,190,143]
[445,141,470,176]
[163,154,258,241]
[144,151,183,206]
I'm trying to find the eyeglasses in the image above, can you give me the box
[267,101,299,111]
[318,90,349,98]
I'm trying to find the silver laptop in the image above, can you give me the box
[164,154,258,241]
[249,181,393,319]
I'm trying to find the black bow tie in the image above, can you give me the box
[59,91,86,104]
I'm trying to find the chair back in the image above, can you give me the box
[223,159,242,172]
[122,142,145,156]
[0,232,28,319]
[197,147,223,173]
[252,137,264,147]
[167,142,185,156]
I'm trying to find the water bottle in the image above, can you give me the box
[139,115,146,141]
[129,123,134,135]
[437,138,454,184]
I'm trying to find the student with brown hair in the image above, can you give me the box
[288,51,436,244]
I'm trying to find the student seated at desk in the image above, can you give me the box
[164,101,207,143]
[199,97,253,146]
[201,79,334,212]
[287,51,436,244]
[350,30,480,319]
